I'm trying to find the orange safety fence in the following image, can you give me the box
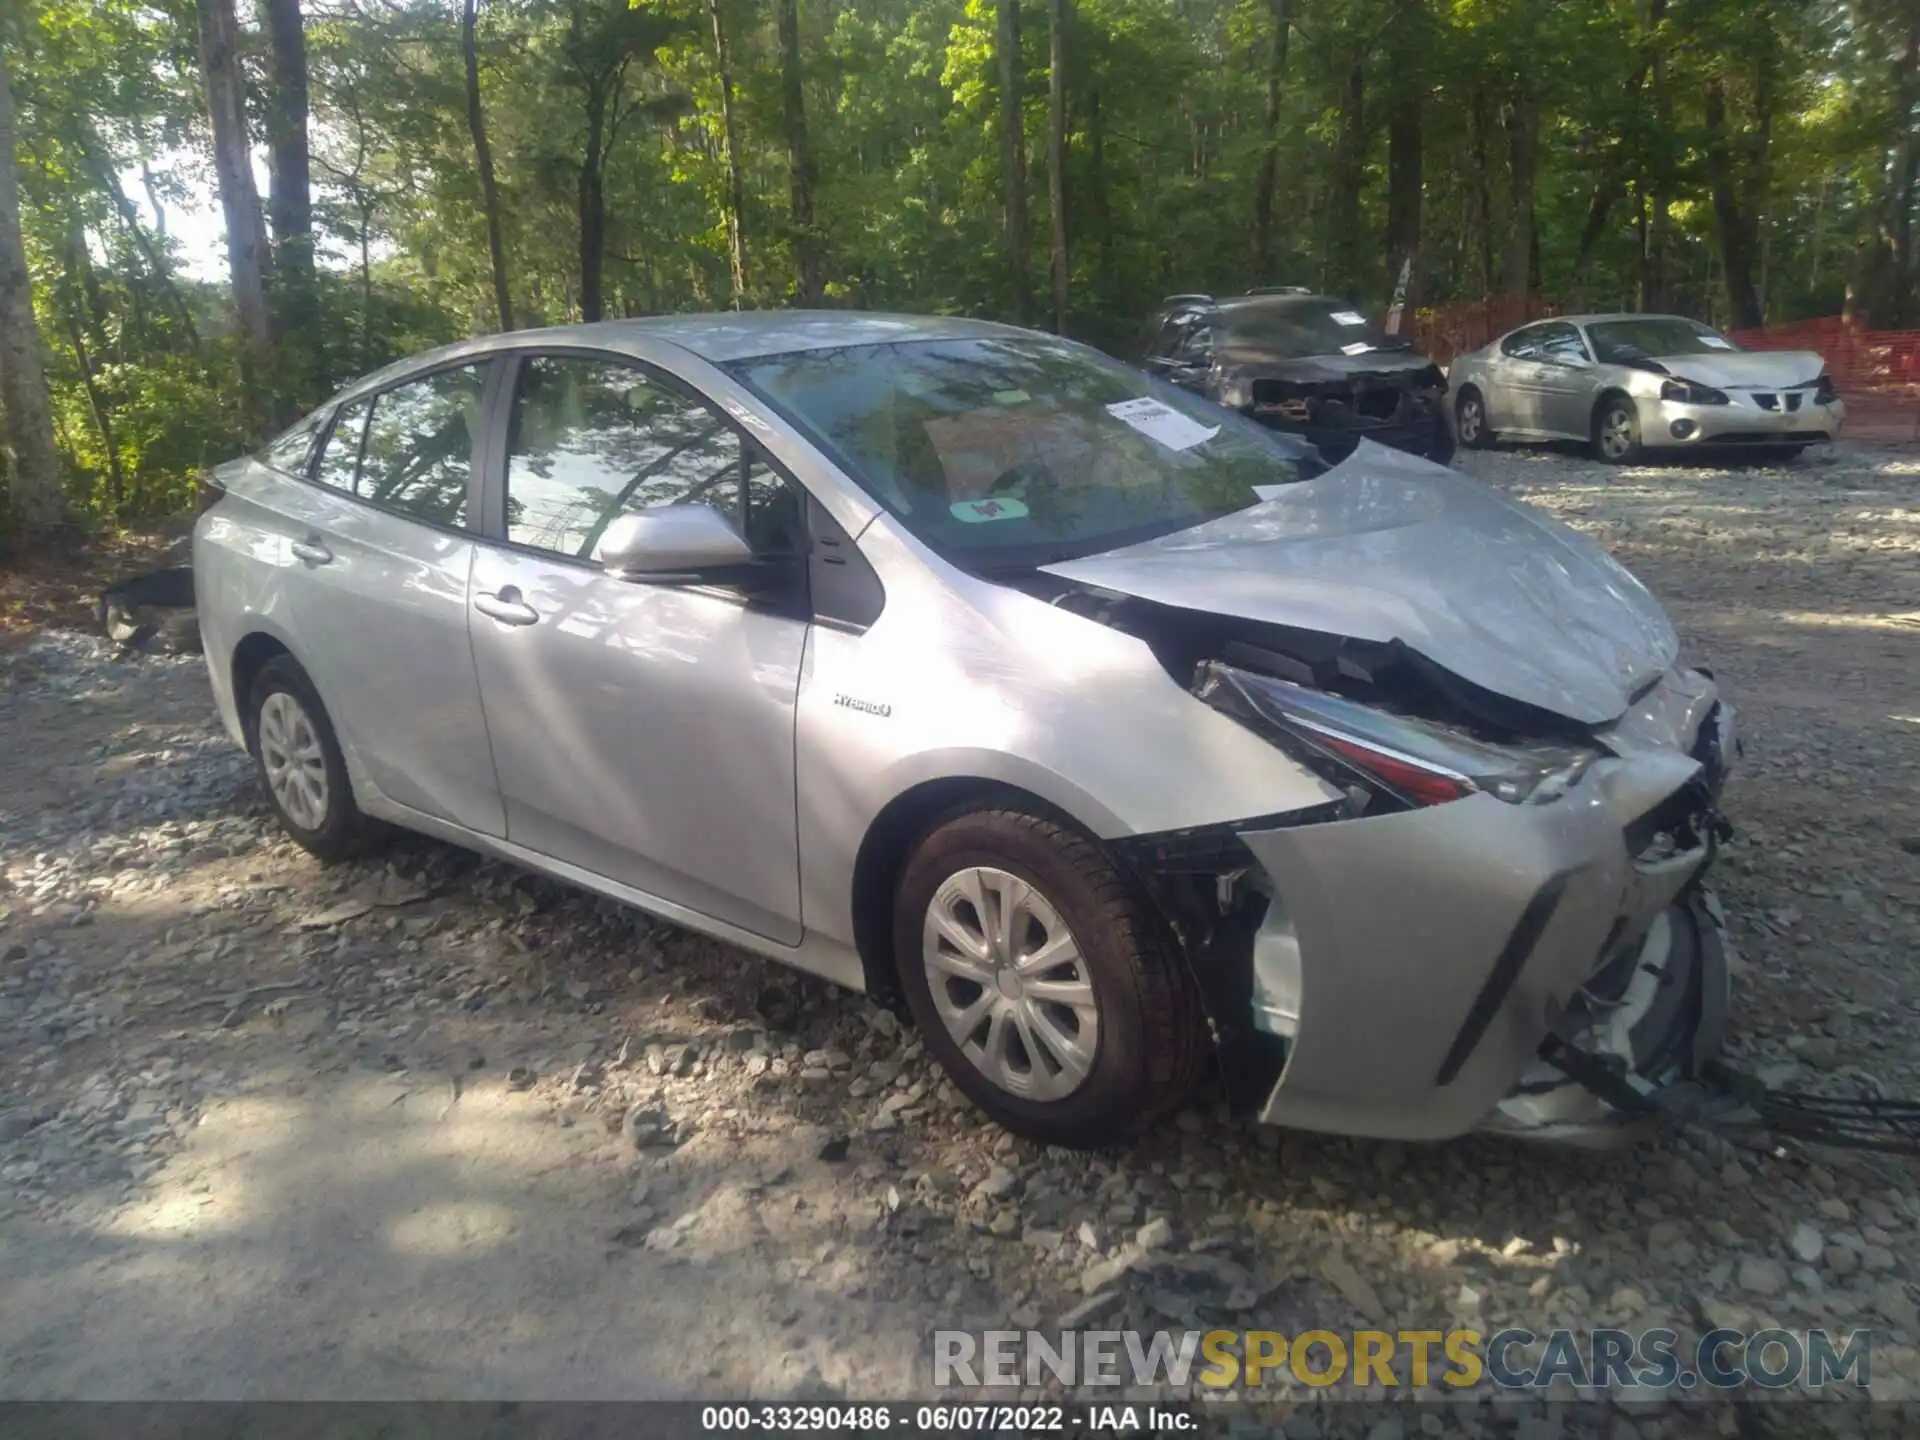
[1725,317,1920,446]
[1400,295,1920,445]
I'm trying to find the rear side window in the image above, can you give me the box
[1501,327,1545,359]
[504,355,799,561]
[358,366,487,526]
[1536,322,1589,363]
[314,399,371,493]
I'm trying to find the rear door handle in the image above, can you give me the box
[474,587,539,627]
[290,535,333,565]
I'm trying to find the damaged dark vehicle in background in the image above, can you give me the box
[1140,289,1455,463]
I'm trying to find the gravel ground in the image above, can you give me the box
[1,442,1917,1432]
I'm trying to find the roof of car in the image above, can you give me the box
[331,310,1032,404]
[1517,313,1700,329]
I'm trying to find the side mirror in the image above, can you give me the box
[596,505,753,578]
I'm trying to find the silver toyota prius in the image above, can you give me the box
[195,312,1738,1149]
[1448,313,1844,462]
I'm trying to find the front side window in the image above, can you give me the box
[357,365,487,526]
[505,355,797,561]
[314,398,372,493]
[728,336,1317,569]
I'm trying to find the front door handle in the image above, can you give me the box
[290,535,333,565]
[474,587,539,627]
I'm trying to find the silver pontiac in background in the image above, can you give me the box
[1448,312,1844,462]
[194,312,1737,1150]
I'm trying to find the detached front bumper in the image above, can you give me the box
[1642,392,1845,447]
[1230,676,1736,1145]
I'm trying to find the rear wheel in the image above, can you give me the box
[247,655,371,861]
[893,806,1206,1148]
[1455,387,1494,449]
[1593,395,1643,463]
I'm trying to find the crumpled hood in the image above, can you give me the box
[1651,349,1824,389]
[1041,440,1678,726]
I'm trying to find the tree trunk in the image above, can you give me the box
[708,0,748,304]
[1639,0,1672,311]
[1046,0,1068,333]
[260,0,316,390]
[60,227,125,511]
[1249,0,1291,284]
[463,0,514,331]
[996,0,1031,325]
[196,0,273,350]
[777,0,822,304]
[1383,76,1422,311]
[1500,83,1536,298]
[1704,77,1764,329]
[0,45,63,534]
[1469,84,1496,298]
[1324,54,1364,298]
[579,86,608,324]
[1088,85,1112,302]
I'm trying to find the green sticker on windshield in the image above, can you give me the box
[950,497,1030,523]
[992,389,1031,404]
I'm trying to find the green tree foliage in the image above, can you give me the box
[0,0,1911,533]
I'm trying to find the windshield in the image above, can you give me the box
[726,337,1317,567]
[1587,317,1741,363]
[1215,298,1406,357]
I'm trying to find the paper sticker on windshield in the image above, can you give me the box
[950,496,1030,523]
[1330,310,1367,326]
[992,389,1031,405]
[1340,341,1374,355]
[1105,397,1219,452]
[1698,334,1734,349]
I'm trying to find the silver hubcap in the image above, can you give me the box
[1600,408,1635,458]
[1459,398,1482,441]
[258,690,329,830]
[921,867,1099,1102]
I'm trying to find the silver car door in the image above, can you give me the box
[269,362,505,835]
[1532,322,1600,438]
[1484,325,1547,431]
[466,350,806,944]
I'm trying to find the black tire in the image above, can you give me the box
[245,654,372,861]
[893,806,1207,1148]
[1592,394,1643,464]
[1455,387,1494,449]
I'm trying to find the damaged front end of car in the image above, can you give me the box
[1216,356,1452,462]
[1040,443,1741,1144]
[1112,646,1737,1146]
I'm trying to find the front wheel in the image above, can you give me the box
[1455,387,1494,449]
[893,807,1207,1148]
[1593,396,1643,463]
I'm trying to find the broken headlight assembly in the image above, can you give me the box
[1659,378,1730,406]
[1194,662,1600,811]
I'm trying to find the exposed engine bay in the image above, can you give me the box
[1221,355,1452,462]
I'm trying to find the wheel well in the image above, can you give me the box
[230,632,292,748]
[1591,388,1634,430]
[849,777,1087,1006]
[1455,382,1482,403]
